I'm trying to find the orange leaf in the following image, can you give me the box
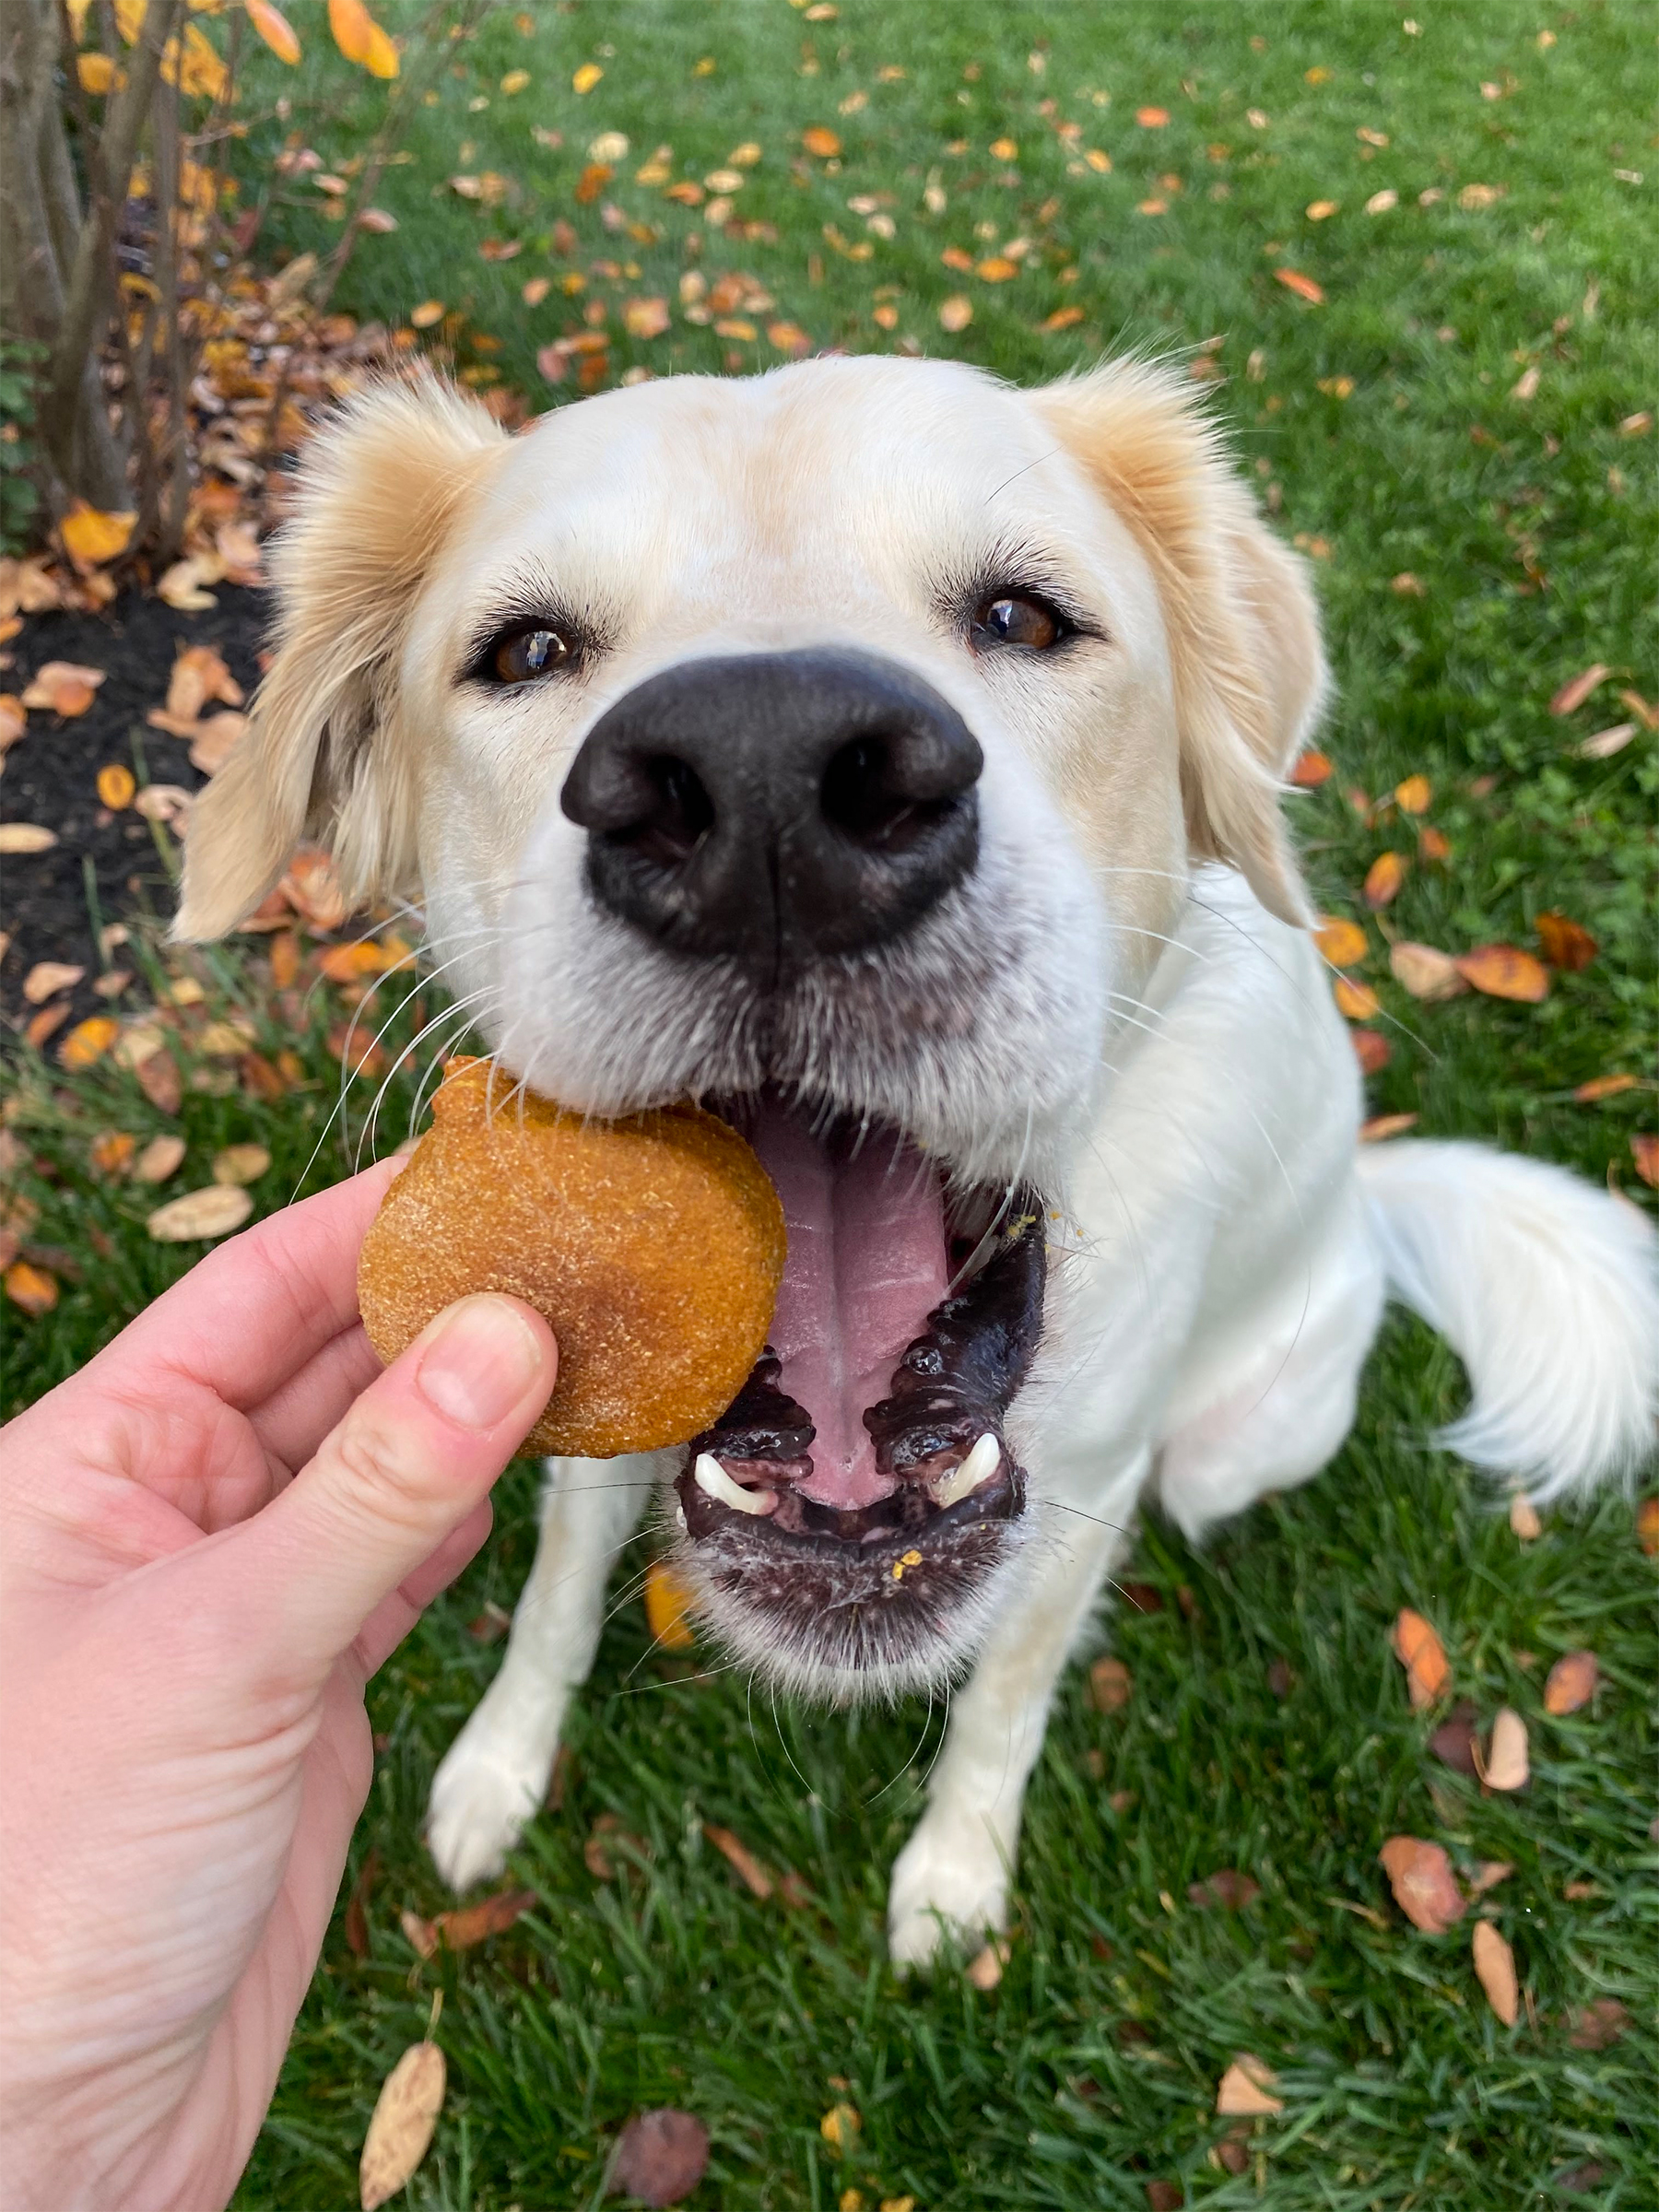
[60,1015,119,1069]
[97,761,135,808]
[1042,304,1085,332]
[1391,1606,1449,1708]
[1572,1073,1635,1103]
[703,1822,773,1899]
[1636,1496,1659,1557]
[1471,1922,1518,2025]
[1454,945,1549,1002]
[1274,267,1325,304]
[1363,851,1406,908]
[1089,1655,1133,1712]
[1215,2053,1283,2115]
[802,125,841,157]
[1312,916,1368,967]
[1290,747,1333,787]
[327,0,395,77]
[1394,773,1431,815]
[1360,1112,1418,1142]
[1547,663,1608,717]
[1543,1648,1598,1715]
[1378,1835,1465,1933]
[1418,825,1452,862]
[644,1556,696,1650]
[5,1260,58,1316]
[1135,106,1170,127]
[59,502,135,570]
[1350,1028,1391,1074]
[1333,977,1379,1020]
[1535,911,1597,971]
[21,660,106,716]
[244,0,300,64]
[431,1887,536,1949]
[1631,1135,1659,1189]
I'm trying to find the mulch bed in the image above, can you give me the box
[1,584,269,1034]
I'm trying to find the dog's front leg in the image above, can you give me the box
[426,1453,660,1889]
[887,1447,1148,1968]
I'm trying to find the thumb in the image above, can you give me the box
[229,1293,556,1685]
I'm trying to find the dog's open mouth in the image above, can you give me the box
[670,1093,1047,1688]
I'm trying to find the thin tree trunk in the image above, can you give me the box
[151,69,187,558]
[0,0,64,346]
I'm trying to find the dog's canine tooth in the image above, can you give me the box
[931,1431,1001,1511]
[693,1452,778,1516]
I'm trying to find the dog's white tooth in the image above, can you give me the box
[692,1452,777,1516]
[932,1432,1002,1511]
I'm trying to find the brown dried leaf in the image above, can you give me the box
[1543,1649,1598,1715]
[1535,912,1597,971]
[1547,663,1609,717]
[20,660,106,716]
[433,1886,536,1950]
[359,2041,445,2210]
[1389,941,1465,1000]
[610,2108,711,2205]
[399,1907,438,1959]
[1289,747,1333,786]
[1378,1836,1465,1933]
[1483,1707,1529,1792]
[344,1847,378,1959]
[1187,1868,1262,1911]
[1362,851,1406,908]
[1089,1655,1133,1712]
[1215,2053,1283,2116]
[211,1143,271,1186]
[147,1184,254,1242]
[1392,1607,1450,1708]
[5,1259,58,1315]
[134,1134,186,1184]
[22,959,84,1004]
[1455,945,1549,1003]
[966,1936,1011,1989]
[1430,1700,1480,1776]
[1567,1997,1629,2050]
[1637,1496,1659,1557]
[703,1822,773,1900]
[1468,1860,1514,1896]
[1630,1135,1659,1190]
[1509,1492,1542,1540]
[1394,773,1432,814]
[1360,1112,1418,1143]
[1472,1921,1518,2024]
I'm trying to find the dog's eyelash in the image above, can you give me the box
[457,598,606,687]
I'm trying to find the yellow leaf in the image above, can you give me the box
[165,21,227,100]
[328,0,395,76]
[359,2042,445,2211]
[571,61,602,92]
[60,501,136,570]
[500,67,529,92]
[1312,916,1368,968]
[5,1261,58,1317]
[1394,773,1431,814]
[410,299,444,328]
[97,762,136,808]
[76,51,120,92]
[1333,976,1379,1021]
[60,1015,121,1070]
[244,0,300,65]
[820,2103,862,2153]
[114,0,147,44]
[644,1558,696,1650]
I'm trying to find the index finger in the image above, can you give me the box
[88,1155,404,1412]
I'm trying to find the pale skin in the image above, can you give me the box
[0,1161,559,2212]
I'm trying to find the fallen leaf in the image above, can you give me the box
[1360,1112,1418,1142]
[1363,851,1406,908]
[1548,664,1608,717]
[1307,198,1339,220]
[1418,825,1452,861]
[25,1004,70,1050]
[1089,1655,1133,1712]
[188,712,248,775]
[0,694,24,750]
[4,1260,58,1315]
[1637,1496,1659,1556]
[134,1134,186,1184]
[610,2109,710,2206]
[1567,1997,1630,2050]
[399,1907,438,1959]
[1469,1861,1513,1896]
[1334,976,1379,1020]
[1145,2183,1185,2211]
[1430,1700,1480,1776]
[1378,1836,1465,1933]
[410,299,444,328]
[1633,1135,1659,1189]
[432,1887,536,1950]
[59,503,136,569]
[1135,106,1170,127]
[1350,1028,1391,1074]
[1535,912,1597,971]
[703,1822,773,1900]
[147,1184,254,1242]
[212,1143,271,1186]
[1542,1649,1598,1715]
[623,295,671,338]
[820,2102,861,2153]
[1313,917,1368,967]
[279,849,349,929]
[1578,721,1637,759]
[1366,187,1399,214]
[1394,773,1431,814]
[1274,267,1324,304]
[22,960,84,1004]
[60,1016,119,1069]
[1389,941,1466,1001]
[89,1130,136,1177]
[1290,747,1333,786]
[166,642,244,722]
[1188,1868,1262,1911]
[136,1050,183,1114]
[571,60,602,93]
[1215,2053,1283,2116]
[1483,1707,1529,1792]
[1455,945,1549,1003]
[1457,182,1503,210]
[359,2041,444,2210]
[1392,571,1425,594]
[802,125,841,157]
[97,762,136,808]
[938,295,973,333]
[1511,364,1540,402]
[1392,1607,1449,1708]
[1042,304,1085,332]
[966,1936,1011,1989]
[1472,1921,1518,2024]
[1509,1492,1542,1540]
[20,661,106,716]
[644,1556,696,1650]
[1618,687,1658,730]
[329,0,398,80]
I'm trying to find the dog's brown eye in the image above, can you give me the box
[971,594,1062,650]
[493,627,570,684]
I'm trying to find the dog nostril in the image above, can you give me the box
[819,733,967,854]
[629,756,715,867]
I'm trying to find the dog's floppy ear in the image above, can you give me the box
[173,375,507,941]
[1033,359,1327,924]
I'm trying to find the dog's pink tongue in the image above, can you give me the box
[749,1109,947,1510]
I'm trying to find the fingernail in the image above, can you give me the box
[416,1296,548,1430]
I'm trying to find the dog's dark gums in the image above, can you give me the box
[674,1193,1046,1676]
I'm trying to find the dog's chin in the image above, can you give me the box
[653,1088,1048,1701]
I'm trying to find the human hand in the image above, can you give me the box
[0,1160,557,2212]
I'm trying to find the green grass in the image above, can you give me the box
[6,0,1658,2204]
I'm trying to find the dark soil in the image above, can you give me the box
[1,584,270,1031]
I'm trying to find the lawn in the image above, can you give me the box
[4,0,1656,2205]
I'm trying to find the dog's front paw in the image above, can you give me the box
[887,1810,1011,1970]
[426,1715,554,1891]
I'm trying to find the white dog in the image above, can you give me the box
[177,356,1658,1965]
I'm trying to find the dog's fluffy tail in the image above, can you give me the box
[1358,1139,1659,1501]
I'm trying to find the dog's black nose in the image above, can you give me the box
[560,649,982,971]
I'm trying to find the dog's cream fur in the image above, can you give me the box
[177,357,1659,1964]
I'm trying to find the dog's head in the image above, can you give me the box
[177,355,1325,1699]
